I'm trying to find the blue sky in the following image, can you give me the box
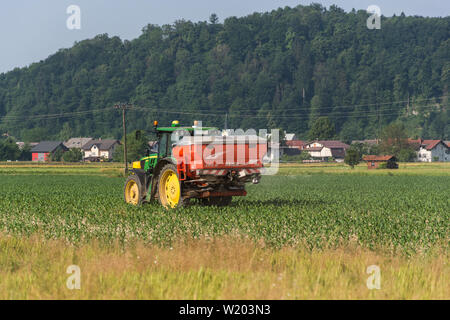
[0,0,449,73]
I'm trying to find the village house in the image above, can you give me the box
[303,140,350,162]
[64,138,92,150]
[82,139,120,161]
[363,155,399,169]
[414,140,450,162]
[31,141,68,162]
[286,140,306,150]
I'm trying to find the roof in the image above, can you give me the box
[64,138,93,149]
[363,155,396,162]
[157,127,217,133]
[408,139,448,151]
[31,141,66,153]
[421,140,443,151]
[306,140,350,149]
[446,141,450,148]
[82,139,120,151]
[330,148,346,158]
[286,140,305,148]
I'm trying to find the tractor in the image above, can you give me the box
[124,121,267,209]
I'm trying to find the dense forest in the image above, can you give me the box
[0,4,448,142]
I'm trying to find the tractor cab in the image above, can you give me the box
[133,121,218,173]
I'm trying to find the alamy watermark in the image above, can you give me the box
[66,265,81,290]
[366,265,381,290]
[367,5,381,30]
[67,5,81,30]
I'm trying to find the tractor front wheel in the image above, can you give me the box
[158,164,183,209]
[124,175,144,205]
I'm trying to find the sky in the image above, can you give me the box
[0,0,449,74]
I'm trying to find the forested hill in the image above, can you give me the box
[0,4,448,142]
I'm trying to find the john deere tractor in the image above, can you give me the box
[124,121,267,209]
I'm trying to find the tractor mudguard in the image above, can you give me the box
[129,169,147,192]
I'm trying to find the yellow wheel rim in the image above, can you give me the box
[159,169,181,209]
[125,180,140,205]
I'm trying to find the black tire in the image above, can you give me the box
[124,175,145,205]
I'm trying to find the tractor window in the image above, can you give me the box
[159,133,169,158]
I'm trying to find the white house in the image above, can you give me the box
[304,140,350,162]
[416,140,450,162]
[82,139,120,161]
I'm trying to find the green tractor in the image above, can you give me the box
[124,121,267,209]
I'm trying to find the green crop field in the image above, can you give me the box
[0,164,448,299]
[0,174,448,252]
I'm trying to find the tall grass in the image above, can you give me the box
[0,236,447,300]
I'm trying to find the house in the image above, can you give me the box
[363,155,398,169]
[303,140,350,162]
[445,141,450,148]
[286,140,306,150]
[82,139,120,161]
[31,141,68,162]
[64,138,92,150]
[415,140,450,162]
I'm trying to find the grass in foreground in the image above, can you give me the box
[0,236,447,300]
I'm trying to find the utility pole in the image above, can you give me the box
[224,112,228,130]
[114,103,133,173]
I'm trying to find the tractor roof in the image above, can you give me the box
[157,127,217,132]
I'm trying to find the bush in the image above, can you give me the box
[344,149,360,168]
[62,148,83,162]
[397,148,416,162]
[377,162,387,169]
[281,152,311,163]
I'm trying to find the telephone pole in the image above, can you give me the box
[114,103,133,173]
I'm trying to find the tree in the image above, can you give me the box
[397,148,416,162]
[49,148,65,162]
[19,143,32,161]
[0,6,447,141]
[344,149,360,169]
[62,148,83,162]
[379,123,414,158]
[308,117,335,141]
[209,13,219,24]
[0,138,21,161]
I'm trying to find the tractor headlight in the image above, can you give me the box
[132,161,142,169]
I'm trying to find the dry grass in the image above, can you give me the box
[0,235,447,300]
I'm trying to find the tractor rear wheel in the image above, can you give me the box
[157,164,183,209]
[124,175,144,205]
